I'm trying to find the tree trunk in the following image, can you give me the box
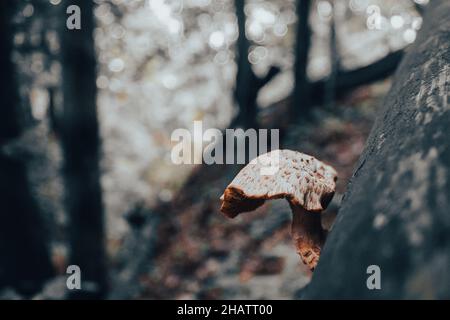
[292,0,312,120]
[304,0,450,299]
[324,2,339,110]
[60,0,107,298]
[234,0,257,128]
[0,0,53,295]
[0,0,21,143]
[232,0,281,128]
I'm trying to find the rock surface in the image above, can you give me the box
[304,0,450,299]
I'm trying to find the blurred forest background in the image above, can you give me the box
[0,0,428,299]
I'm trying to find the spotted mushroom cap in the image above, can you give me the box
[220,149,337,218]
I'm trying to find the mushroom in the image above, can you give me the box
[220,149,337,270]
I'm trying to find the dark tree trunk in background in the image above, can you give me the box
[292,0,312,120]
[60,0,107,298]
[234,0,257,129]
[324,3,339,110]
[0,1,21,144]
[305,0,450,299]
[233,0,280,129]
[0,0,53,295]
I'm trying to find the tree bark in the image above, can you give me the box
[60,0,107,298]
[304,0,450,299]
[0,0,53,295]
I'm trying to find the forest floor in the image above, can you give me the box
[110,79,392,300]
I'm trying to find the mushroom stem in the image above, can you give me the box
[289,201,327,271]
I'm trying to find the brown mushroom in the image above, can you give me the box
[220,149,337,270]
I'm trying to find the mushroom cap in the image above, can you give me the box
[220,149,337,218]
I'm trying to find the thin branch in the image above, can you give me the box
[414,2,425,15]
[259,50,405,128]
[256,66,281,90]
[311,50,404,101]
